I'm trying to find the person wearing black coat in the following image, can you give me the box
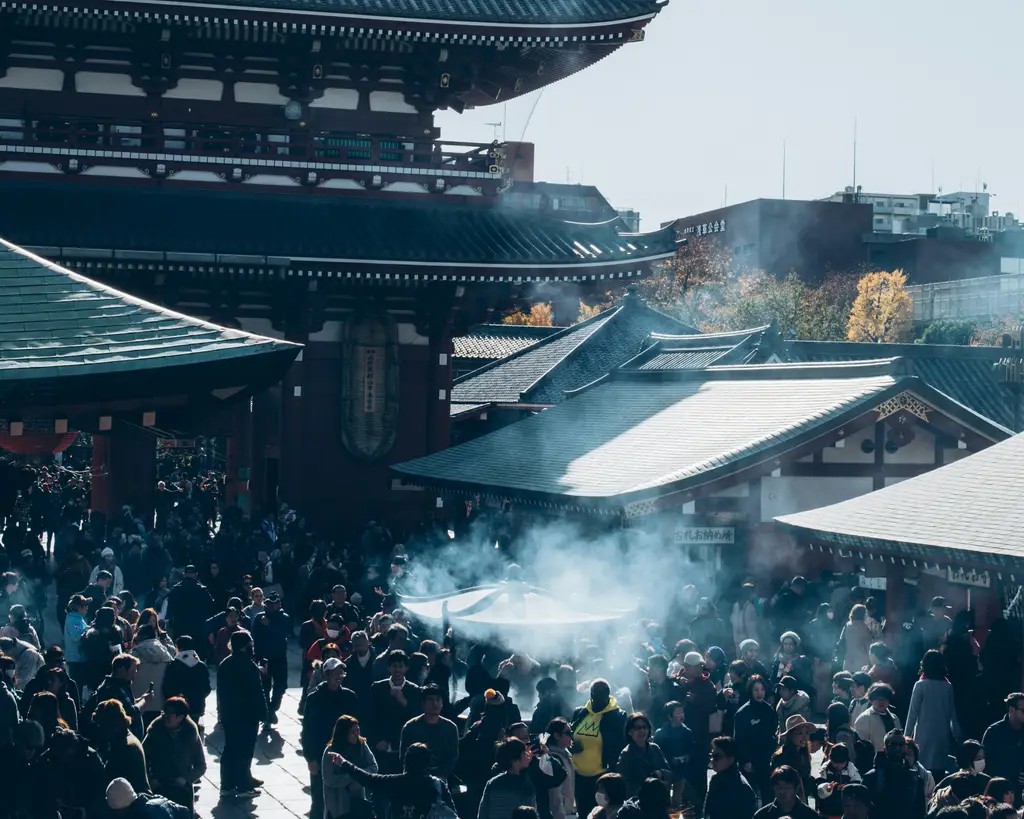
[301,660,362,819]
[704,737,758,819]
[345,631,378,702]
[982,692,1024,806]
[161,636,212,723]
[216,631,268,796]
[861,734,926,819]
[732,678,778,804]
[366,650,422,771]
[164,567,214,643]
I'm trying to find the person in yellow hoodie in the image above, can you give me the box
[571,679,628,817]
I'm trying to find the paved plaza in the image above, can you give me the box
[198,663,314,819]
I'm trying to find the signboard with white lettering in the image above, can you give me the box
[947,566,991,589]
[674,526,735,545]
[682,219,727,237]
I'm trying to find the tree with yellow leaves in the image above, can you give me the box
[576,301,605,323]
[502,302,554,326]
[847,269,913,343]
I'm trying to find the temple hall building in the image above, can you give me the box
[0,0,674,529]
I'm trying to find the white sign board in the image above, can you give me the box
[674,526,735,545]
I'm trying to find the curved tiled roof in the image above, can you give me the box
[138,0,664,26]
[454,325,563,362]
[0,182,677,273]
[0,239,298,381]
[395,360,1011,506]
[452,296,697,405]
[777,433,1024,565]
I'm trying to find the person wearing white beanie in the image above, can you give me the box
[106,776,193,817]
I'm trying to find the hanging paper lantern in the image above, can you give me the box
[0,431,78,455]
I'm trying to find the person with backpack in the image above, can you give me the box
[327,741,456,819]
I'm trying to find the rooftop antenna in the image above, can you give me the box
[485,121,502,142]
[724,183,728,208]
[852,117,857,192]
[782,139,787,200]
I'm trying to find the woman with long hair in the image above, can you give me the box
[321,715,378,819]
[840,605,873,672]
[824,701,857,757]
[26,690,71,745]
[904,649,960,781]
[617,713,670,798]
[770,632,810,694]
[133,607,173,649]
[770,716,812,803]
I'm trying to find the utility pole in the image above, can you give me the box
[852,117,858,192]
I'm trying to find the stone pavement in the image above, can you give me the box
[198,674,314,819]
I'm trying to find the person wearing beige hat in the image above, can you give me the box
[771,714,814,803]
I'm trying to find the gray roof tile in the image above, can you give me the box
[0,239,298,381]
[777,433,1024,564]
[397,364,916,503]
[452,298,698,406]
[453,325,563,362]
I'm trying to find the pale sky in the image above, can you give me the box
[437,0,1024,232]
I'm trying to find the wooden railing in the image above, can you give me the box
[0,114,506,179]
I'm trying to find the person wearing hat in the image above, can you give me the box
[303,656,362,819]
[105,776,192,818]
[772,714,814,802]
[254,590,292,726]
[89,547,124,598]
[752,764,817,819]
[165,564,214,645]
[775,676,811,733]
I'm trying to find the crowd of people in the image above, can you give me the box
[0,454,1021,819]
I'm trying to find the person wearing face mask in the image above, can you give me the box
[570,680,628,818]
[861,731,925,819]
[589,772,626,819]
[303,658,361,819]
[935,740,989,801]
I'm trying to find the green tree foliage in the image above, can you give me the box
[918,319,977,346]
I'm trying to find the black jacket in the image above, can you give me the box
[302,683,361,761]
[344,650,379,701]
[982,715,1024,784]
[862,754,926,819]
[704,763,758,819]
[165,578,214,640]
[217,652,268,726]
[732,700,778,770]
[570,703,627,774]
[162,655,212,718]
[89,674,143,741]
[367,679,421,748]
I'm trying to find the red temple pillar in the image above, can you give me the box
[225,399,253,518]
[428,319,454,454]
[90,433,111,519]
[278,335,307,512]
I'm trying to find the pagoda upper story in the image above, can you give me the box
[0,0,668,195]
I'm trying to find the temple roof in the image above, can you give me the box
[451,292,698,407]
[783,340,1016,430]
[454,325,563,364]
[0,182,677,277]
[624,325,778,371]
[395,359,1010,508]
[776,433,1024,568]
[0,239,299,404]
[158,0,664,26]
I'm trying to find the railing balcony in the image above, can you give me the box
[0,115,508,192]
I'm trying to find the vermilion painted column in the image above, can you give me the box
[90,433,111,520]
